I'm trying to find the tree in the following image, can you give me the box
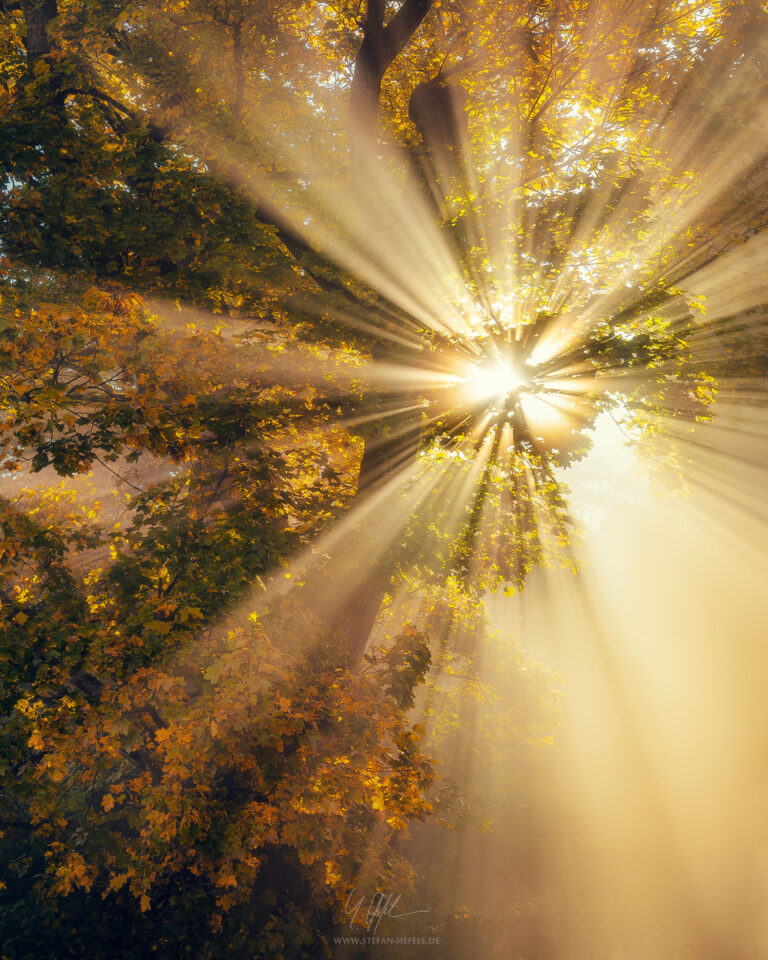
[2,0,768,956]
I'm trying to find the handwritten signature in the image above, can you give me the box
[344,888,431,935]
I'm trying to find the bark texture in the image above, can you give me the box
[21,0,57,62]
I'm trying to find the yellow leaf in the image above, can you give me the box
[106,871,133,894]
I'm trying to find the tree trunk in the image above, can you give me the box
[21,0,57,63]
[232,16,245,122]
[349,0,434,133]
[327,0,472,666]
[290,0,456,666]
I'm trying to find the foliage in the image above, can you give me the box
[2,621,434,959]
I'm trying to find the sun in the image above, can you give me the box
[462,358,529,405]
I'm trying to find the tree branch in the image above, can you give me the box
[350,0,435,124]
[232,16,246,122]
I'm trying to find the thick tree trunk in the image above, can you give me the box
[328,0,477,666]
[21,0,57,63]
[294,0,469,667]
[349,0,434,133]
[319,341,425,663]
